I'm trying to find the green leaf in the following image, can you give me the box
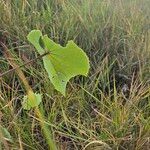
[27,30,44,55]
[0,126,13,143]
[22,91,42,110]
[27,30,90,96]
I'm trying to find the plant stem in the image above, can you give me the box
[35,108,57,150]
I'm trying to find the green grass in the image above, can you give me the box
[0,0,150,149]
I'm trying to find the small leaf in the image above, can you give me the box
[22,91,42,110]
[27,30,90,96]
[0,126,13,143]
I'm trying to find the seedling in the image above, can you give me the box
[1,30,89,150]
[23,30,90,109]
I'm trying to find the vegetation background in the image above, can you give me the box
[0,0,150,149]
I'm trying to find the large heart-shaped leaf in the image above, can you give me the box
[27,30,90,96]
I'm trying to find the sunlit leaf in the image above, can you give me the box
[22,90,42,110]
[27,30,90,96]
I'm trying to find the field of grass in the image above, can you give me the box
[0,0,150,149]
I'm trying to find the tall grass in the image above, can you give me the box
[0,0,150,149]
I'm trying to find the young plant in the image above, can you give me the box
[23,30,90,108]
[1,30,89,149]
[23,30,89,149]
